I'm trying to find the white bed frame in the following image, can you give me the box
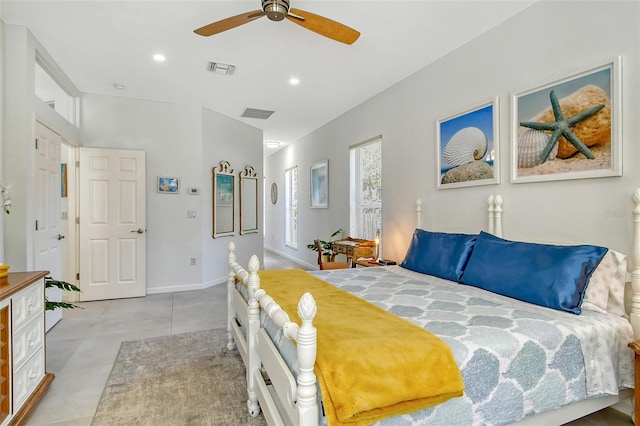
[227,189,640,426]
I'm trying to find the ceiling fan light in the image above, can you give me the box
[262,0,289,21]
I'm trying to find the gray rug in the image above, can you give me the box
[92,328,267,426]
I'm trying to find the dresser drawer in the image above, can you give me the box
[12,280,44,332]
[12,315,44,371]
[12,347,44,411]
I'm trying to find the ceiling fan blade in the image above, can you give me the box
[194,10,265,37]
[287,8,360,45]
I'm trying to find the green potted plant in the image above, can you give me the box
[45,277,82,311]
[306,229,344,257]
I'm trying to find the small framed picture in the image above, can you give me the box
[310,159,329,208]
[157,176,179,193]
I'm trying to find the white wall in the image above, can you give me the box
[265,1,640,266]
[0,18,5,262]
[2,24,81,270]
[81,94,263,292]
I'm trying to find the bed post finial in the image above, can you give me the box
[487,195,495,235]
[228,241,236,263]
[630,189,640,339]
[416,198,423,230]
[296,293,318,424]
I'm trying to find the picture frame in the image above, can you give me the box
[212,161,235,238]
[310,159,329,208]
[239,165,259,235]
[436,98,499,189]
[60,163,68,197]
[511,57,621,183]
[157,176,179,193]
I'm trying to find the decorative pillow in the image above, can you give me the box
[459,232,608,314]
[606,249,628,316]
[400,229,477,282]
[581,254,611,314]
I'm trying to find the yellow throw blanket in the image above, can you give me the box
[259,269,464,426]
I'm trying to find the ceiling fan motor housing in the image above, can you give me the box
[262,0,290,21]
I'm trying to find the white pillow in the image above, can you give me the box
[582,249,627,316]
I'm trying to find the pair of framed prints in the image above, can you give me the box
[436,57,621,189]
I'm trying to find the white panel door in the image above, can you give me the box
[79,148,146,301]
[33,122,62,331]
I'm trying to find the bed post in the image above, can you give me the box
[296,293,319,425]
[487,195,495,235]
[630,189,640,338]
[227,242,237,351]
[416,198,422,229]
[246,255,262,417]
[627,189,640,426]
[494,195,503,238]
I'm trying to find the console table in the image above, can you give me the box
[333,238,375,267]
[0,271,54,426]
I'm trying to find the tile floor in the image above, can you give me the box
[25,250,633,425]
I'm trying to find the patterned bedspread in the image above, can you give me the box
[238,265,634,425]
[310,266,634,425]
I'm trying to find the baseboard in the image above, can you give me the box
[146,278,226,295]
[264,247,317,270]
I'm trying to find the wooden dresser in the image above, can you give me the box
[0,271,54,426]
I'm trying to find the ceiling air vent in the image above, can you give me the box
[207,61,236,75]
[241,108,275,120]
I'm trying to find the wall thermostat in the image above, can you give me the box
[188,187,200,195]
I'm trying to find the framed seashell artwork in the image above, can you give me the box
[436,98,500,189]
[511,56,622,183]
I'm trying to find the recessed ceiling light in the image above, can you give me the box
[153,53,166,62]
[264,140,281,149]
[114,83,125,90]
[289,77,299,85]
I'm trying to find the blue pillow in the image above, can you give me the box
[400,229,477,282]
[459,232,608,314]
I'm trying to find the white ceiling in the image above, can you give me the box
[1,0,535,153]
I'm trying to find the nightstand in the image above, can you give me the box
[354,259,395,267]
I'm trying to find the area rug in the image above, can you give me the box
[92,328,267,426]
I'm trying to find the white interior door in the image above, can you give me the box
[78,147,146,301]
[33,121,63,331]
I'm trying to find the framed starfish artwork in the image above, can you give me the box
[511,57,622,183]
[436,98,500,189]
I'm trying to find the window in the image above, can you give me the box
[285,166,298,248]
[35,59,78,126]
[350,136,382,240]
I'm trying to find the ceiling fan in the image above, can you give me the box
[194,0,360,45]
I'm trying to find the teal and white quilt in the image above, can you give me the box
[307,266,634,425]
